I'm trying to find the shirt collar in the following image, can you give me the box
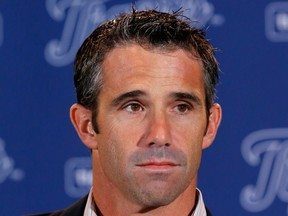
[192,188,207,216]
[84,188,97,216]
[84,188,207,216]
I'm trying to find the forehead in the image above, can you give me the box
[100,44,205,96]
[102,44,203,73]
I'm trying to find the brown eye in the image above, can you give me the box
[175,104,191,113]
[124,103,143,112]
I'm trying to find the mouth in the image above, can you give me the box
[136,161,179,170]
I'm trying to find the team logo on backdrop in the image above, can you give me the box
[65,157,92,197]
[265,1,288,42]
[0,13,3,46]
[45,0,224,67]
[240,128,288,213]
[0,138,25,184]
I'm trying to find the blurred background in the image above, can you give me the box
[0,0,287,215]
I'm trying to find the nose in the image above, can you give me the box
[145,111,172,147]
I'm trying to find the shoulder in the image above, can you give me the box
[26,194,89,216]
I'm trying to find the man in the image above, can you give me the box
[32,8,222,216]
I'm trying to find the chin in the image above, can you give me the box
[129,181,186,207]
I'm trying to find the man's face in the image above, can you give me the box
[94,44,209,206]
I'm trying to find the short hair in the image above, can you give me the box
[74,9,219,133]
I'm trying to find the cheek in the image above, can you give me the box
[172,117,205,147]
[186,142,202,167]
[109,115,146,149]
[172,119,205,168]
[97,134,127,184]
[179,131,203,179]
[97,123,137,174]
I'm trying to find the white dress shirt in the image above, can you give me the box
[84,188,207,216]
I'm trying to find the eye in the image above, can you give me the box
[174,103,192,113]
[124,103,144,112]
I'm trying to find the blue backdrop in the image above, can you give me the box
[1,0,288,215]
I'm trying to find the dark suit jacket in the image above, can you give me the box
[28,194,212,216]
[27,194,89,216]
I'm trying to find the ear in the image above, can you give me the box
[202,103,222,149]
[70,103,98,149]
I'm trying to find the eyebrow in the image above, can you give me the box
[170,92,203,107]
[110,90,146,107]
